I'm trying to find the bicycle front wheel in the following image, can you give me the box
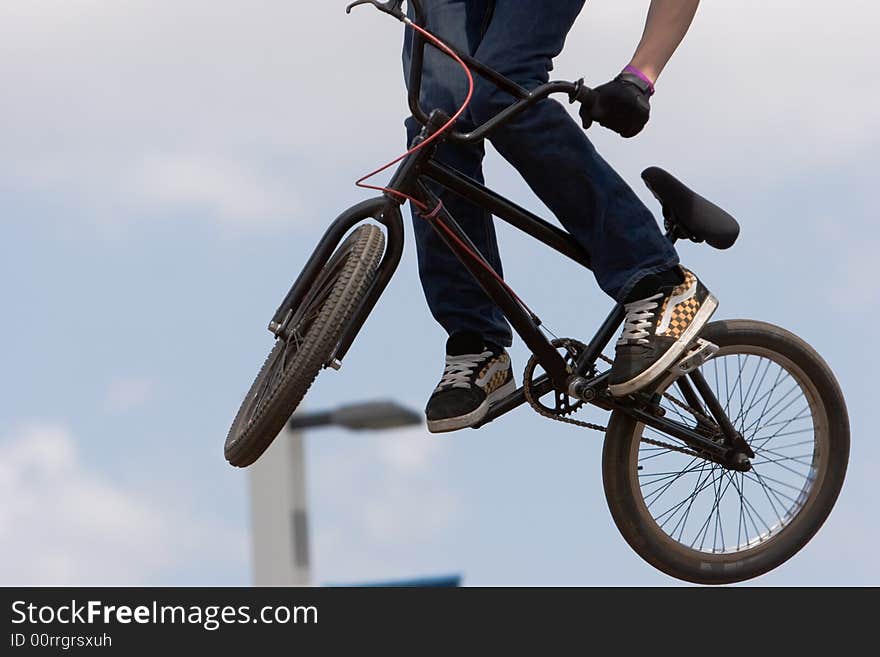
[225,224,385,468]
[602,320,849,584]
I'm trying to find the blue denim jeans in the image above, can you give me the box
[403,0,679,348]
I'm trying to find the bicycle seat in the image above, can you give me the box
[641,167,740,250]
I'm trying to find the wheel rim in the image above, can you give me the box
[631,345,829,556]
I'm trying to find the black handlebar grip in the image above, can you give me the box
[573,85,598,131]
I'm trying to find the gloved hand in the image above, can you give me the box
[580,71,652,138]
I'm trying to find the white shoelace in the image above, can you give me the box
[617,293,664,346]
[438,351,493,390]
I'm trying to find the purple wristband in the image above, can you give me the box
[623,64,655,95]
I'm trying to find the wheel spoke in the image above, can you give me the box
[638,442,688,463]
[653,464,721,526]
[750,465,786,526]
[751,430,814,448]
[661,394,692,425]
[665,462,719,541]
[741,471,802,507]
[744,381,800,441]
[641,457,703,506]
[752,446,815,468]
[750,455,812,477]
[750,406,812,451]
[740,364,787,437]
[681,466,718,546]
[758,410,812,430]
[692,467,734,551]
[743,470,809,493]
[737,473,766,543]
[632,346,823,556]
[730,354,747,432]
[752,391,806,440]
[727,471,746,550]
[662,469,717,539]
[736,358,775,436]
[736,357,770,431]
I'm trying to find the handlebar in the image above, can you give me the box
[345,0,407,20]
[347,0,596,144]
[435,80,595,144]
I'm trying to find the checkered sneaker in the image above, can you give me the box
[426,338,516,434]
[609,267,718,397]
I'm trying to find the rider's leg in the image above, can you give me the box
[469,0,680,303]
[404,0,516,432]
[468,0,716,394]
[403,0,512,349]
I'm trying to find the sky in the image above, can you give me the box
[2,0,878,586]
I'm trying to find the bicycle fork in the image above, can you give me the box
[268,196,406,367]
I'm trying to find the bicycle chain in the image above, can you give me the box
[523,345,708,459]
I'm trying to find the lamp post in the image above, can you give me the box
[248,400,421,586]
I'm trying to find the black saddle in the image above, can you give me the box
[642,167,740,250]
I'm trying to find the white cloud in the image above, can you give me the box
[812,220,880,310]
[132,153,302,230]
[4,1,874,235]
[0,1,400,233]
[366,426,457,543]
[548,1,880,187]
[0,422,246,585]
[309,426,460,580]
[103,376,155,414]
[329,425,458,544]
[361,481,457,545]
[375,425,442,472]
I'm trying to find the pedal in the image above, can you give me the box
[673,339,719,375]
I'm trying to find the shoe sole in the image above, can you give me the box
[427,379,517,434]
[608,294,719,397]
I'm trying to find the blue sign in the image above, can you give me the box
[329,574,462,588]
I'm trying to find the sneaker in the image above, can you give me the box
[608,267,718,397]
[426,332,516,433]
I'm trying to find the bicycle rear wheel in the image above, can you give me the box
[225,224,385,467]
[602,320,849,584]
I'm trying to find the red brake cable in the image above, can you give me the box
[355,18,540,322]
[355,19,472,210]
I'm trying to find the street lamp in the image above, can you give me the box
[248,400,422,587]
[289,401,423,431]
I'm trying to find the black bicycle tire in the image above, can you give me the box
[602,319,849,584]
[225,224,385,467]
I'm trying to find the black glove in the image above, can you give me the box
[580,72,652,138]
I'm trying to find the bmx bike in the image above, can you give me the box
[224,0,849,585]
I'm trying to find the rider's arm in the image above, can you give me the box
[628,0,701,83]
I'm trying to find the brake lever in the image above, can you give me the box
[345,0,407,21]
[568,78,598,130]
[568,78,594,106]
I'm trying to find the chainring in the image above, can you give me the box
[522,338,708,458]
[522,338,590,418]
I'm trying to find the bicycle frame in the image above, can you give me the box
[271,0,749,463]
[272,123,738,461]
